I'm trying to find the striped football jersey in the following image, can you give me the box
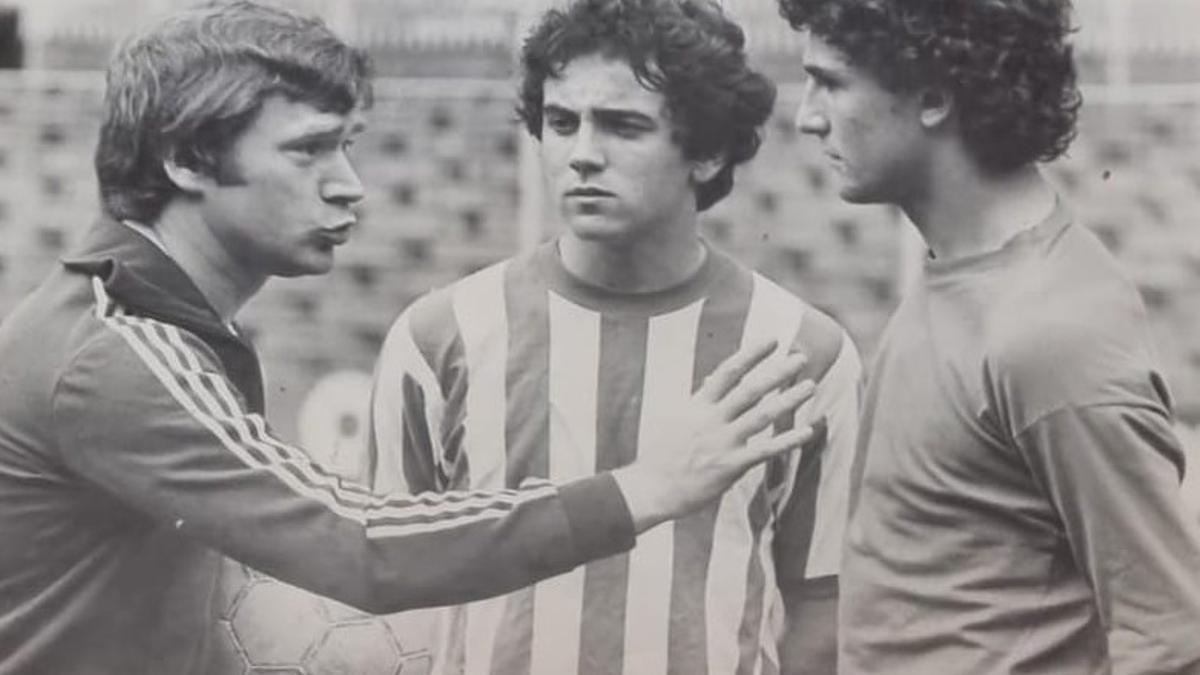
[369,242,861,675]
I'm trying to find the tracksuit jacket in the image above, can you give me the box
[0,216,635,674]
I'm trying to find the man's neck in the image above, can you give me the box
[558,221,707,294]
[145,203,265,323]
[902,159,1056,261]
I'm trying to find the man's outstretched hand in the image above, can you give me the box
[613,339,815,532]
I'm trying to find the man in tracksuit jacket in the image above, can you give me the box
[0,3,817,673]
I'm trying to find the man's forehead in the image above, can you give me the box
[543,53,664,113]
[253,94,366,136]
[801,33,855,72]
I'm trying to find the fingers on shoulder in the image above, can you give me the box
[790,307,850,384]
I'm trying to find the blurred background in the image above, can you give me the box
[0,1,1196,671]
[0,0,1197,446]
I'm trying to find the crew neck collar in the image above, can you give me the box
[535,237,734,315]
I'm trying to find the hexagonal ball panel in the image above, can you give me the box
[214,559,255,620]
[206,622,248,675]
[400,653,433,675]
[306,620,402,675]
[230,579,327,666]
[383,609,438,656]
[319,596,370,624]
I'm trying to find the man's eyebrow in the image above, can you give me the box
[543,103,653,119]
[283,122,363,144]
[542,103,577,116]
[803,63,839,80]
[593,107,655,122]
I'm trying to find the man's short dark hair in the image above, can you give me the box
[95,0,372,224]
[779,0,1081,172]
[517,0,776,211]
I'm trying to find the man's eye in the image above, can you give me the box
[611,121,645,138]
[546,115,577,134]
[290,142,322,156]
[290,139,337,157]
[810,74,838,91]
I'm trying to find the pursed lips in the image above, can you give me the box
[315,220,355,245]
[565,186,615,198]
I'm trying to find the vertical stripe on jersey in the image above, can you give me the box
[406,292,473,492]
[623,302,704,675]
[434,342,471,492]
[706,461,767,675]
[578,315,649,675]
[735,485,773,675]
[451,263,510,675]
[399,374,438,491]
[707,276,805,675]
[369,313,448,494]
[771,419,826,591]
[759,647,781,675]
[491,256,557,675]
[503,261,553,488]
[803,341,860,579]
[668,268,754,675]
[452,262,510,491]
[528,292,602,675]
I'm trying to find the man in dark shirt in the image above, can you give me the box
[778,0,1200,672]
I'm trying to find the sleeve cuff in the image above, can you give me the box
[781,574,839,599]
[558,474,637,563]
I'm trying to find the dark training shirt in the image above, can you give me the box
[841,203,1200,674]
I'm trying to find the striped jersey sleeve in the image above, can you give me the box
[368,299,454,496]
[774,306,863,591]
[368,274,484,497]
[49,278,635,614]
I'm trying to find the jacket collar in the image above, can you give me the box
[61,215,266,412]
[61,215,230,337]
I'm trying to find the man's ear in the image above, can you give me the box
[162,151,212,196]
[690,155,725,185]
[918,88,953,130]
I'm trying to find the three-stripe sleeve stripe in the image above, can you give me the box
[89,278,558,539]
[120,313,554,525]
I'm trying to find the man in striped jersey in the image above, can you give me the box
[779,0,1200,672]
[0,3,820,674]
[368,1,862,673]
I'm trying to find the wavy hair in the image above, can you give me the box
[778,0,1081,172]
[518,0,776,211]
[95,0,372,223]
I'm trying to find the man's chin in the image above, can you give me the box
[837,184,881,205]
[274,255,337,278]
[563,217,630,242]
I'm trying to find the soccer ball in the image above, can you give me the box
[205,371,437,674]
[208,559,437,675]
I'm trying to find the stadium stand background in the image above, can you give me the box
[0,1,1197,672]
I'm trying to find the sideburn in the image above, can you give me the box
[211,151,248,187]
[171,140,248,188]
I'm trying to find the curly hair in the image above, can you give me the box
[95,0,372,224]
[778,0,1081,172]
[517,0,776,211]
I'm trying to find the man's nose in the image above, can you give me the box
[795,85,828,137]
[568,123,605,176]
[322,151,365,206]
